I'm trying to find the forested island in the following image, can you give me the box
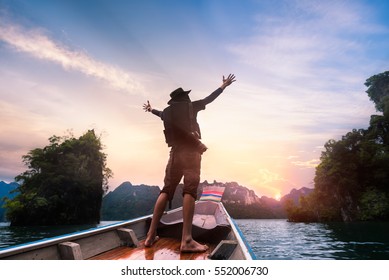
[286,71,389,222]
[3,130,112,226]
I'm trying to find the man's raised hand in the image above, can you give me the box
[221,74,236,89]
[143,100,152,112]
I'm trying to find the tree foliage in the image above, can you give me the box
[365,71,389,114]
[286,71,389,222]
[5,130,112,226]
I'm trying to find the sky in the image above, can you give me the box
[0,0,388,199]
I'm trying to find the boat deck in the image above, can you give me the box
[88,237,215,260]
[0,200,253,260]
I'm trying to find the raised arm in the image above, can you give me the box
[201,74,236,105]
[143,100,163,118]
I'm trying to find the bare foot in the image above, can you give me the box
[180,239,209,253]
[144,234,159,247]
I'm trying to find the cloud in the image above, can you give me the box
[287,155,299,160]
[257,169,286,185]
[291,159,320,169]
[228,0,385,87]
[0,18,143,94]
[248,168,300,197]
[225,0,385,143]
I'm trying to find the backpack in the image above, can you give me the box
[162,101,195,147]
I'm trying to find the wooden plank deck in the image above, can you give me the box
[88,237,215,260]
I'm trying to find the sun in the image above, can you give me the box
[274,193,282,201]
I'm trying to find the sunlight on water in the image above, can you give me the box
[235,219,389,260]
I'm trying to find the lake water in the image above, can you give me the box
[0,221,116,250]
[235,219,389,260]
[1,219,389,259]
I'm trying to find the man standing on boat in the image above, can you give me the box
[143,74,236,252]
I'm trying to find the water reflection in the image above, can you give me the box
[324,222,389,259]
[235,219,389,260]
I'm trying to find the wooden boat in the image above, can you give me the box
[0,200,255,260]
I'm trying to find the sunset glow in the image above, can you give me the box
[1,0,388,198]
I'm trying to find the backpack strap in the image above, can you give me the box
[187,102,195,133]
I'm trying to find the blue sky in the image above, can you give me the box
[1,0,389,198]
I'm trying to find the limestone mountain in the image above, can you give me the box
[101,181,161,220]
[101,180,311,220]
[280,187,314,205]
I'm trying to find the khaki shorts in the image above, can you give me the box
[160,145,201,201]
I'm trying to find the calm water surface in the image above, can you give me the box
[235,219,389,260]
[0,221,117,250]
[1,220,389,259]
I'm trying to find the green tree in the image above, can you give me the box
[287,71,389,222]
[5,130,112,226]
[359,188,389,221]
[284,196,318,222]
[365,71,389,114]
[314,129,371,221]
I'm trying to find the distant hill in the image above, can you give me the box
[0,181,19,222]
[216,181,286,219]
[280,187,314,205]
[1,180,313,222]
[101,180,313,220]
[101,182,161,220]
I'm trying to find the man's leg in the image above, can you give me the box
[145,148,182,247]
[145,192,169,247]
[180,194,208,252]
[179,149,208,252]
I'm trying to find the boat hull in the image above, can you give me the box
[0,201,254,260]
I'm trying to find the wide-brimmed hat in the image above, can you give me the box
[168,87,191,104]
